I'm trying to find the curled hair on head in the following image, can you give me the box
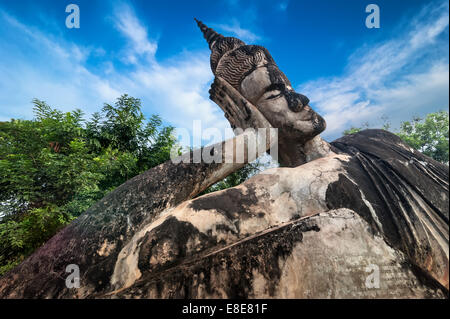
[194,19,246,73]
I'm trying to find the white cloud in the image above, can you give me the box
[113,4,157,64]
[0,10,120,119]
[108,6,228,134]
[277,1,289,11]
[298,1,449,140]
[215,19,261,43]
[1,1,448,147]
[124,53,225,130]
[0,4,229,143]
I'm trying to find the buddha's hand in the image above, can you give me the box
[209,76,272,131]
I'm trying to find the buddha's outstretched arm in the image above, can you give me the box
[0,78,276,298]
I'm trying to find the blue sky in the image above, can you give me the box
[0,0,448,141]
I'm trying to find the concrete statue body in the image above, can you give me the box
[0,20,447,299]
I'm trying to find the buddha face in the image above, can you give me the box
[198,19,327,166]
[257,87,326,143]
[240,66,326,144]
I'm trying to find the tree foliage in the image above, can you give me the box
[0,95,178,275]
[342,111,449,164]
[396,111,449,163]
[201,161,261,195]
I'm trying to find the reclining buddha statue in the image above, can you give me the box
[0,20,447,299]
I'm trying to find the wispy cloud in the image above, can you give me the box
[0,9,121,120]
[298,1,449,140]
[215,19,261,43]
[0,4,228,139]
[109,5,227,133]
[0,1,448,146]
[113,4,157,64]
[277,1,289,11]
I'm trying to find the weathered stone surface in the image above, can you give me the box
[0,19,447,299]
[98,130,447,298]
[331,129,449,290]
[0,130,447,298]
[108,209,445,299]
[0,143,251,298]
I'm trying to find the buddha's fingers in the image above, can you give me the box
[212,78,247,125]
[209,79,239,129]
[214,77,272,130]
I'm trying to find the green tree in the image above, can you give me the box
[342,127,362,135]
[342,111,449,164]
[202,161,261,195]
[397,111,449,163]
[342,121,370,136]
[0,95,178,275]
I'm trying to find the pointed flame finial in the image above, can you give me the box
[194,18,224,49]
